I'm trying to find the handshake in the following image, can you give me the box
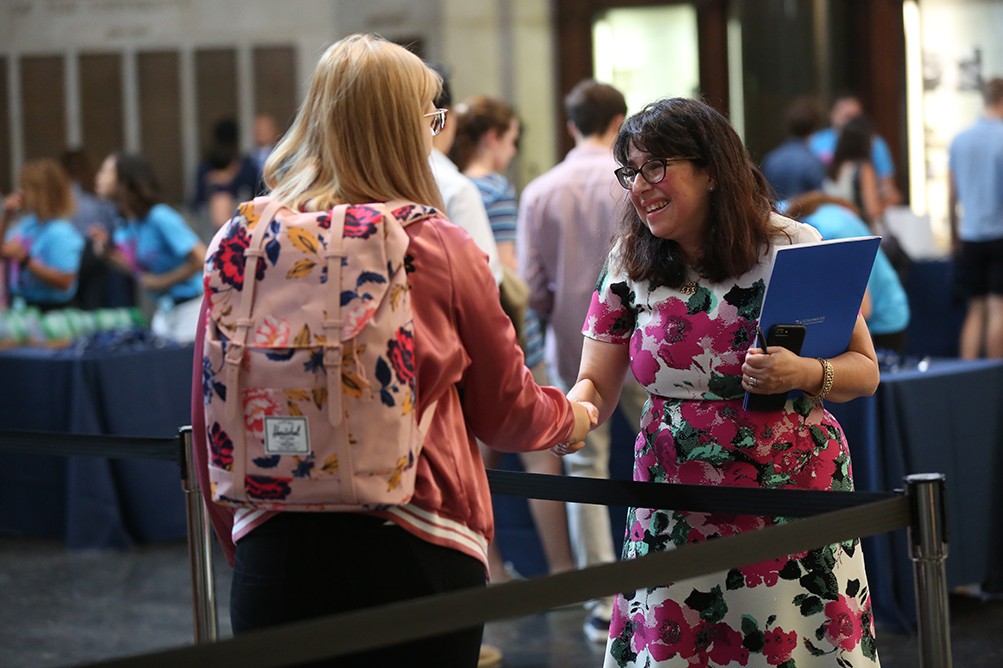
[551,400,599,457]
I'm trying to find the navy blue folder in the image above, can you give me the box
[743,235,880,410]
[757,235,880,358]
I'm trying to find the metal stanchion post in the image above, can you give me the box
[179,426,219,643]
[905,473,953,668]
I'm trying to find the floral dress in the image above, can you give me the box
[584,218,879,667]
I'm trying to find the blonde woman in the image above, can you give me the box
[192,34,596,667]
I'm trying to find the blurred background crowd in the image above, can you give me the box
[2,0,997,356]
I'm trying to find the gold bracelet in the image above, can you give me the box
[805,357,834,402]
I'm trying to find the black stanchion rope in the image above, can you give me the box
[1,426,900,520]
[0,429,898,517]
[487,469,898,517]
[1,427,920,667]
[76,495,911,668]
[0,429,179,462]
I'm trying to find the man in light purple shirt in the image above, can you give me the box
[517,79,645,642]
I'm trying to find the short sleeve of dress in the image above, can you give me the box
[581,246,635,345]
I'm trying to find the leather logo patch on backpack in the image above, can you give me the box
[263,417,311,455]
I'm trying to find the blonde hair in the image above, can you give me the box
[263,34,444,212]
[20,158,74,220]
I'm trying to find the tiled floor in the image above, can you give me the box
[1,535,1000,667]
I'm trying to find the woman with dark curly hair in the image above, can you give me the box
[569,97,883,667]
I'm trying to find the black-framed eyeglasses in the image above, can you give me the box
[424,108,448,136]
[614,157,697,190]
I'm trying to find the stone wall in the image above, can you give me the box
[0,0,557,204]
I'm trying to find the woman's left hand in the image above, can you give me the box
[741,346,809,395]
[138,272,161,291]
[552,400,598,457]
[2,191,23,215]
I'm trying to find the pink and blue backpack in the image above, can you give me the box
[201,197,437,511]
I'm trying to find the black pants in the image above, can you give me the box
[231,512,486,667]
[872,328,907,353]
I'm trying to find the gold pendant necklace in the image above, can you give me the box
[679,280,698,296]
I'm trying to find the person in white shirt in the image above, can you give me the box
[424,66,509,668]
[426,66,503,286]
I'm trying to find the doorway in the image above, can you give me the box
[592,5,700,115]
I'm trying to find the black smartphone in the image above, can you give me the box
[745,324,807,412]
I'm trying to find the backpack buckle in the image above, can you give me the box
[224,342,244,366]
[323,344,342,369]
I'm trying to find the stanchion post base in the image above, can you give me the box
[179,426,219,643]
[905,473,952,668]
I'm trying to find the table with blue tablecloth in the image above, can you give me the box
[0,343,195,549]
[901,258,966,359]
[828,357,1003,631]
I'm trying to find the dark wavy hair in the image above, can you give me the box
[827,115,873,181]
[112,152,161,219]
[612,97,778,288]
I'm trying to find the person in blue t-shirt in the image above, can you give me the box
[809,93,901,209]
[949,77,1003,359]
[785,192,910,352]
[760,97,825,200]
[92,152,205,343]
[1,159,85,311]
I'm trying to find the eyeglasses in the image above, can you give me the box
[424,108,448,136]
[614,157,697,190]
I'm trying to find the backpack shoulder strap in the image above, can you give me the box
[236,198,285,334]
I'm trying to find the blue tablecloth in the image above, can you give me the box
[0,344,195,548]
[902,259,966,358]
[828,357,1003,631]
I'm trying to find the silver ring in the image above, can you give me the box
[748,376,758,388]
